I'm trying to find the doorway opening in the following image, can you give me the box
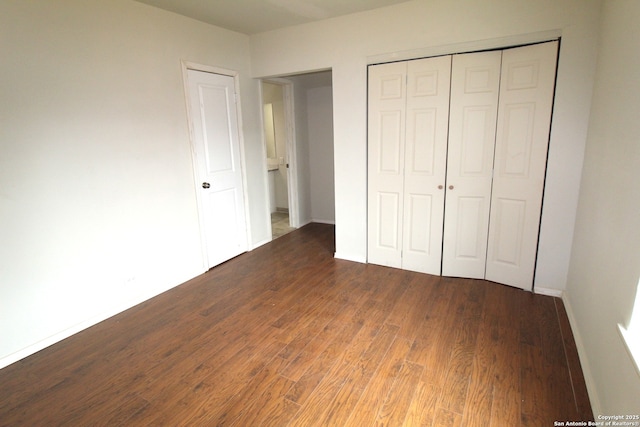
[262,80,295,239]
[261,70,335,240]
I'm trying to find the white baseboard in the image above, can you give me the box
[311,218,336,225]
[0,269,205,370]
[334,252,367,264]
[251,237,272,250]
[562,291,602,416]
[534,286,563,297]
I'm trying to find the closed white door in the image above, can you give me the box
[367,61,407,269]
[442,50,502,279]
[368,56,450,275]
[367,41,558,290]
[401,56,451,274]
[485,41,558,290]
[187,69,248,269]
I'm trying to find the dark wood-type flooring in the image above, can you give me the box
[0,223,592,426]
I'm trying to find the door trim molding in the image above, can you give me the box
[180,61,252,269]
[366,29,562,65]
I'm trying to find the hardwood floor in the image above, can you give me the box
[0,223,592,426]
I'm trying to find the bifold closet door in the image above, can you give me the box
[485,41,558,290]
[367,56,451,274]
[441,50,502,279]
[367,61,406,269]
[367,41,558,289]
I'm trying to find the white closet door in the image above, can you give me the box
[485,41,558,290]
[401,56,451,275]
[442,51,502,279]
[367,61,407,268]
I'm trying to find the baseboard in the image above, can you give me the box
[0,322,105,370]
[534,286,563,297]
[311,219,336,225]
[334,252,367,264]
[562,291,602,416]
[251,237,272,250]
[0,268,205,370]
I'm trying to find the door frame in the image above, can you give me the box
[260,78,300,232]
[181,61,252,270]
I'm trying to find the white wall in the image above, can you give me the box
[0,0,268,367]
[306,74,335,224]
[250,0,601,274]
[289,72,335,226]
[564,0,640,416]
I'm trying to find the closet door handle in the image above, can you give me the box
[438,185,443,190]
[449,185,454,190]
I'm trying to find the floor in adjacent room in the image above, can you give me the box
[271,210,295,239]
[0,223,592,426]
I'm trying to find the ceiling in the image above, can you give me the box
[134,0,412,35]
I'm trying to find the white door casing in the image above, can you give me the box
[442,50,502,279]
[186,68,249,269]
[485,41,559,290]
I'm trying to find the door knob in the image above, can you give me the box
[449,185,454,190]
[438,185,443,190]
[202,182,210,189]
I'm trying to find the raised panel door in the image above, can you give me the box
[442,50,502,279]
[187,69,248,268]
[402,55,451,274]
[486,41,558,290]
[367,61,407,268]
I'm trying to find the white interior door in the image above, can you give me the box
[442,50,502,279]
[485,41,558,290]
[187,69,248,269]
[367,61,407,269]
[401,56,451,274]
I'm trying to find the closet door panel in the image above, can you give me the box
[402,55,451,274]
[486,41,558,290]
[368,61,407,268]
[442,50,502,279]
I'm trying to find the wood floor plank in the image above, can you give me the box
[343,336,414,427]
[375,360,424,426]
[0,223,592,427]
[555,298,594,420]
[314,323,399,426]
[433,407,463,427]
[402,380,440,427]
[437,281,485,415]
[283,319,364,405]
[387,274,438,341]
[520,342,548,427]
[277,283,371,382]
[488,286,522,427]
[287,323,383,426]
[226,372,297,427]
[208,354,291,426]
[461,284,499,427]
